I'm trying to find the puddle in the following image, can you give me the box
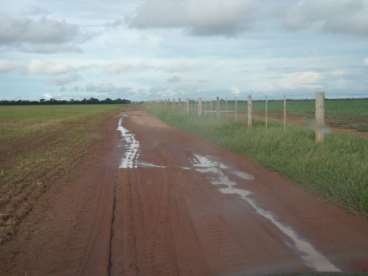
[231,170,254,181]
[138,161,167,169]
[192,154,340,272]
[117,116,140,169]
[117,116,170,170]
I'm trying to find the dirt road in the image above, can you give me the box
[1,110,368,275]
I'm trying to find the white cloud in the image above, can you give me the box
[330,69,346,77]
[7,58,202,76]
[27,59,85,75]
[19,44,82,54]
[130,0,255,36]
[0,60,20,73]
[63,82,139,99]
[43,93,54,99]
[284,0,368,35]
[275,71,322,90]
[48,74,80,86]
[167,75,181,83]
[130,0,368,37]
[231,86,240,96]
[364,58,368,65]
[0,17,80,44]
[23,5,51,16]
[0,17,88,53]
[105,59,199,74]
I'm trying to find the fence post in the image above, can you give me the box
[198,98,203,117]
[247,95,253,128]
[283,96,287,130]
[265,96,269,128]
[234,99,238,121]
[216,97,220,118]
[315,92,326,143]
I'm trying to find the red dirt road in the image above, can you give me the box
[1,110,368,275]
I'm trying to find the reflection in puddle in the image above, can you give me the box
[138,161,167,169]
[117,116,170,170]
[231,170,254,181]
[117,116,140,169]
[192,154,339,272]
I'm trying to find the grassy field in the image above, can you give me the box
[204,98,368,132]
[0,105,121,243]
[147,104,368,215]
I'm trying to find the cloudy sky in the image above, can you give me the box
[0,0,368,101]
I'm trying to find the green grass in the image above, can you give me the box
[147,105,368,215]
[203,98,368,131]
[0,104,121,243]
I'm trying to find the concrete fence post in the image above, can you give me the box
[198,98,203,117]
[216,97,220,118]
[283,96,287,130]
[265,96,269,128]
[234,99,238,121]
[247,95,253,128]
[315,92,326,143]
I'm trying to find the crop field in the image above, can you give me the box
[206,98,368,132]
[0,105,120,243]
[147,101,368,215]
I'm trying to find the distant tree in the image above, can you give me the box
[0,98,131,106]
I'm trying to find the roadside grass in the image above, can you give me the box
[147,106,368,215]
[0,105,121,243]
[216,98,368,132]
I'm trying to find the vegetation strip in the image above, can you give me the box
[147,106,368,215]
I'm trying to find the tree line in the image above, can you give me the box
[0,98,131,105]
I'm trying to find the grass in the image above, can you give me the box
[0,104,121,243]
[203,98,368,132]
[147,104,368,215]
[0,105,119,139]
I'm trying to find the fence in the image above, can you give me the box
[151,92,328,144]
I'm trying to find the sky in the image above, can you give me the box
[0,0,367,101]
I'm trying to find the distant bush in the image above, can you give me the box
[0,97,131,105]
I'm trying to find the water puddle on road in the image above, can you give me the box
[138,161,167,169]
[117,116,140,168]
[117,115,168,169]
[192,154,340,273]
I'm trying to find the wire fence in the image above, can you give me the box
[149,93,328,144]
